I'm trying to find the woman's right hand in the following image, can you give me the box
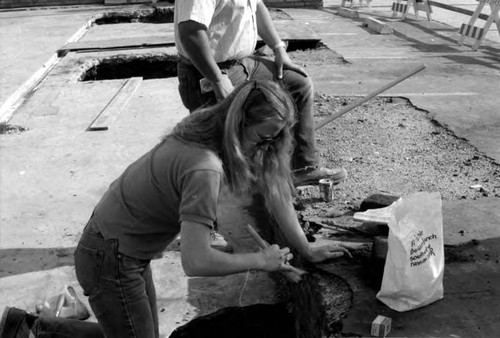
[260,244,294,272]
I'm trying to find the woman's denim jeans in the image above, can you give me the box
[31,220,159,338]
[177,55,319,170]
[75,220,158,338]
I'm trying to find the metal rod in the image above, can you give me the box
[428,1,489,21]
[314,63,426,131]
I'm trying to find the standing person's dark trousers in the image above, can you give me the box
[177,55,318,171]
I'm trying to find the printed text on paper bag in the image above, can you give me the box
[410,230,437,267]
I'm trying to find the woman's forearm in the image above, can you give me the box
[180,220,290,277]
[267,196,312,259]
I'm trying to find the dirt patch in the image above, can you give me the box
[79,54,178,81]
[285,47,500,216]
[290,44,348,67]
[0,122,28,134]
[313,95,500,209]
[92,7,174,25]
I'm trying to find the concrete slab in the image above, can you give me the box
[0,4,155,107]
[59,19,320,55]
[443,198,500,246]
[335,259,500,337]
[59,35,175,54]
[2,46,186,250]
[80,22,175,42]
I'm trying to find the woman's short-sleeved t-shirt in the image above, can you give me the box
[92,137,223,260]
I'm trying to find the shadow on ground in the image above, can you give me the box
[0,247,75,278]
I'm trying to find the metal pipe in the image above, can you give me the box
[314,63,426,131]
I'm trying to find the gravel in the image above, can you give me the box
[285,47,500,215]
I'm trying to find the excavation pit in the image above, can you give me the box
[0,123,28,135]
[76,43,326,82]
[79,54,178,81]
[93,7,174,25]
[255,40,322,53]
[169,303,296,338]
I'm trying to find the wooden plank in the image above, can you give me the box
[0,0,100,8]
[58,34,175,56]
[88,77,142,131]
[479,0,500,4]
[428,1,489,20]
[60,21,318,55]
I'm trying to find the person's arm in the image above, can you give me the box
[267,195,351,263]
[254,0,308,79]
[180,220,293,276]
[177,20,233,100]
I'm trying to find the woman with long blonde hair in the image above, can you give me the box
[1,80,349,338]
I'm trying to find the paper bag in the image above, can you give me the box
[376,192,444,312]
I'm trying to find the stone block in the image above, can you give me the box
[362,17,393,35]
[338,7,360,19]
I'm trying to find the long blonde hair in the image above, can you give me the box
[168,80,296,207]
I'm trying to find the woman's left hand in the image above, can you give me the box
[305,243,352,263]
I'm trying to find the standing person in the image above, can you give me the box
[0,80,350,338]
[174,0,347,187]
